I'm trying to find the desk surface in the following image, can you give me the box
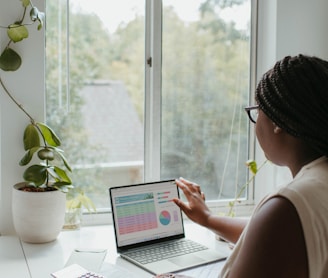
[1,222,231,278]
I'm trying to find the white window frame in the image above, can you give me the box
[84,0,259,225]
[144,0,162,182]
[144,0,258,183]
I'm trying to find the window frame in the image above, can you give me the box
[144,0,259,185]
[144,0,163,182]
[81,0,259,225]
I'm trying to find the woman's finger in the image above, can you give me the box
[179,177,201,193]
[175,179,192,197]
[172,197,190,213]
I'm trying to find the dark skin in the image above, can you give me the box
[173,110,320,277]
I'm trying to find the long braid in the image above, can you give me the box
[255,54,328,156]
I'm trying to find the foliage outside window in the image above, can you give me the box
[45,0,252,211]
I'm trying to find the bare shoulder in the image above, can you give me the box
[228,197,308,278]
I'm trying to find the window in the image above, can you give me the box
[45,0,254,213]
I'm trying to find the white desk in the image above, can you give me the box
[0,223,231,278]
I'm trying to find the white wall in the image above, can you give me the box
[255,0,328,202]
[0,0,45,234]
[257,0,328,73]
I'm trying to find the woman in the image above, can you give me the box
[173,55,328,278]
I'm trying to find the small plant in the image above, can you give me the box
[66,190,96,212]
[0,0,72,192]
[64,190,96,229]
[227,159,268,217]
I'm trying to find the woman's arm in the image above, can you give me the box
[174,177,308,277]
[227,196,308,278]
[173,177,248,244]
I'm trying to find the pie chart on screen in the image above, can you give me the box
[159,210,171,225]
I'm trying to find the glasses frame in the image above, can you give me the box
[244,105,259,124]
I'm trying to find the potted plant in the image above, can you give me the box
[0,0,73,243]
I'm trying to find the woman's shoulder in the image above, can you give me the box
[226,197,308,278]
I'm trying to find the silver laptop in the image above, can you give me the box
[109,180,227,275]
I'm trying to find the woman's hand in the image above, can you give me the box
[173,177,212,227]
[174,177,248,243]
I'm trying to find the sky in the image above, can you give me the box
[73,0,250,33]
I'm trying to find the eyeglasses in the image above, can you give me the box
[244,105,259,124]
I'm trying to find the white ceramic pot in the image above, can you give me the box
[12,183,66,243]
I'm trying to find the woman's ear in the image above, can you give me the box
[273,123,282,134]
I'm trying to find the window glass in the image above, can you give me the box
[46,0,252,209]
[161,0,251,200]
[46,0,145,207]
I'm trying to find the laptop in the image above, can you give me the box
[109,179,227,275]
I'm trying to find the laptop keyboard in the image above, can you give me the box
[124,239,208,264]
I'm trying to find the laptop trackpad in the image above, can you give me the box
[168,253,205,266]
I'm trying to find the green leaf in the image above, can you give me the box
[54,166,72,184]
[245,159,258,175]
[37,148,55,161]
[19,147,39,166]
[66,198,82,209]
[23,124,40,150]
[8,24,29,43]
[66,193,96,212]
[37,13,45,30]
[0,48,22,71]
[37,122,61,147]
[21,0,30,8]
[23,165,47,186]
[30,6,38,21]
[78,194,96,212]
[30,6,45,30]
[48,166,72,185]
[57,185,74,193]
[55,150,72,172]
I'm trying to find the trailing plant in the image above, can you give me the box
[0,0,44,71]
[227,159,268,217]
[0,0,73,192]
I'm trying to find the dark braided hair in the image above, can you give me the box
[255,54,328,156]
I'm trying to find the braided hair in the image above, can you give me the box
[255,54,328,156]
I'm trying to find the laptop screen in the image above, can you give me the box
[109,180,185,248]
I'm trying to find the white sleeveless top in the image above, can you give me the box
[220,156,328,278]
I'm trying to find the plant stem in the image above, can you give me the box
[19,7,27,25]
[228,159,268,216]
[0,76,48,145]
[0,76,35,123]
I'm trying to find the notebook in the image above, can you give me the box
[109,180,227,275]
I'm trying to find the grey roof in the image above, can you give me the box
[79,80,143,163]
